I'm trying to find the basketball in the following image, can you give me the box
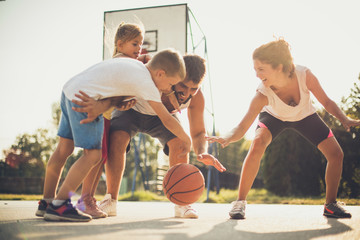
[162,163,205,205]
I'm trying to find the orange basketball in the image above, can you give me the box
[162,163,205,205]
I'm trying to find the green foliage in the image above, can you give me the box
[2,190,360,205]
[123,133,161,191]
[118,190,164,201]
[51,101,61,126]
[261,75,360,198]
[61,149,83,178]
[262,130,325,196]
[342,74,360,120]
[2,128,57,177]
[1,101,60,178]
[217,138,251,175]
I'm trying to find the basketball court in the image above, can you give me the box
[1,200,359,240]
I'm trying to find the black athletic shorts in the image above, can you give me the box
[256,112,333,146]
[110,109,178,155]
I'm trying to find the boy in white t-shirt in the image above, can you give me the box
[43,48,191,222]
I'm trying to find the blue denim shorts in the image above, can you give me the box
[57,92,104,149]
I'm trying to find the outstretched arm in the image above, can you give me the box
[207,91,268,148]
[306,70,360,131]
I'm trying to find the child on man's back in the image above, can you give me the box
[41,48,190,222]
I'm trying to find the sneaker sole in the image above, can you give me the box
[98,206,117,216]
[229,213,245,219]
[86,213,108,219]
[106,211,117,217]
[323,213,351,219]
[175,215,198,219]
[43,213,92,222]
[35,210,45,217]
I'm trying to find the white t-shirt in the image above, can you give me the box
[62,58,161,103]
[256,65,317,122]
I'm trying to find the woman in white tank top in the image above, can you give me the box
[207,39,360,219]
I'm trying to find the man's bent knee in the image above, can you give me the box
[109,131,130,152]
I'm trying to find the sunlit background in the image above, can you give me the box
[1,0,360,157]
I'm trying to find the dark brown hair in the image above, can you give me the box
[183,54,206,84]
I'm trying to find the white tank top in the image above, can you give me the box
[256,65,316,122]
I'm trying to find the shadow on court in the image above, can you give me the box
[0,201,358,240]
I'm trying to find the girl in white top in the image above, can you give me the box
[207,39,360,219]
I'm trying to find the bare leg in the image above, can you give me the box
[55,149,101,200]
[81,159,104,197]
[167,137,189,167]
[105,130,130,200]
[43,137,74,199]
[317,137,344,204]
[167,137,198,218]
[90,162,104,197]
[238,128,272,200]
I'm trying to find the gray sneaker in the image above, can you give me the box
[323,201,352,218]
[44,199,92,222]
[229,200,246,219]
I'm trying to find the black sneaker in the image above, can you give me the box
[43,199,92,222]
[323,201,352,218]
[35,199,48,217]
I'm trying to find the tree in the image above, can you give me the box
[262,129,325,196]
[2,128,56,177]
[337,74,360,197]
[123,133,161,191]
[1,102,59,177]
[262,75,360,197]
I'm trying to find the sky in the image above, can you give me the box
[1,0,360,158]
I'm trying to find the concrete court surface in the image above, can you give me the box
[0,200,359,240]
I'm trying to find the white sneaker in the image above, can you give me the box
[229,200,246,219]
[98,194,117,216]
[174,205,198,218]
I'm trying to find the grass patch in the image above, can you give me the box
[118,191,166,202]
[0,194,43,201]
[1,189,359,205]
